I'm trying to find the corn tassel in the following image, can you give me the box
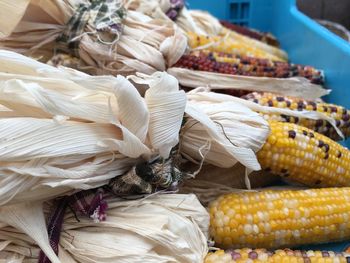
[243,92,350,140]
[258,121,350,187]
[174,51,324,84]
[187,32,286,62]
[205,249,350,263]
[209,187,350,249]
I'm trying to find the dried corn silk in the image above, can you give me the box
[0,0,187,75]
[0,194,209,263]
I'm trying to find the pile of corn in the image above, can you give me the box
[0,1,350,263]
[190,18,350,263]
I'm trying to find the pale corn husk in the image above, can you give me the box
[179,163,280,206]
[167,67,330,100]
[0,194,209,263]
[0,1,187,75]
[0,51,188,263]
[187,89,343,138]
[180,92,270,170]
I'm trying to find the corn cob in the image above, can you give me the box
[209,188,350,249]
[220,27,288,61]
[174,51,324,84]
[242,92,350,140]
[258,121,350,187]
[205,249,350,263]
[220,20,280,47]
[187,32,285,62]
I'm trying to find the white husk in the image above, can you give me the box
[129,72,186,158]
[180,91,270,170]
[168,67,330,100]
[0,194,209,263]
[0,1,187,75]
[187,88,343,138]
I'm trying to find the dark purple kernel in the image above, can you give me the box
[322,251,330,257]
[248,251,258,260]
[276,96,284,102]
[294,117,299,123]
[343,114,350,121]
[253,99,259,103]
[336,120,341,127]
[343,108,348,115]
[323,106,328,112]
[302,130,308,136]
[288,130,296,139]
[286,100,291,107]
[324,153,329,160]
[318,140,325,147]
[315,119,324,127]
[309,132,315,138]
[346,256,350,263]
[337,151,342,158]
[330,107,338,113]
[267,100,273,107]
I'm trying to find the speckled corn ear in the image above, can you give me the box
[187,32,285,61]
[209,188,350,249]
[243,92,350,140]
[205,249,350,263]
[174,51,324,84]
[257,121,350,187]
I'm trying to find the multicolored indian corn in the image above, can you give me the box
[242,92,350,140]
[209,188,350,249]
[205,249,350,263]
[174,51,324,84]
[220,20,280,47]
[258,121,350,187]
[187,32,285,62]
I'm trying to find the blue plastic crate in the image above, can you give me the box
[186,0,350,251]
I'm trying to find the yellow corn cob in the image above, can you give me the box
[187,32,286,62]
[209,188,350,249]
[258,121,350,187]
[205,249,350,263]
[220,27,288,61]
[243,92,350,140]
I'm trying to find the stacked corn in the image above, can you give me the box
[220,20,280,47]
[209,188,350,249]
[187,32,285,62]
[242,92,350,140]
[174,50,324,84]
[205,249,350,263]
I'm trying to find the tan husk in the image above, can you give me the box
[0,1,187,75]
[0,194,209,263]
[167,67,330,100]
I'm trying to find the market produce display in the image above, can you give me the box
[0,0,349,262]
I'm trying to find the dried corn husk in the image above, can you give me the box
[0,51,188,262]
[180,91,270,170]
[0,0,187,75]
[179,163,280,206]
[167,67,329,100]
[0,194,209,263]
